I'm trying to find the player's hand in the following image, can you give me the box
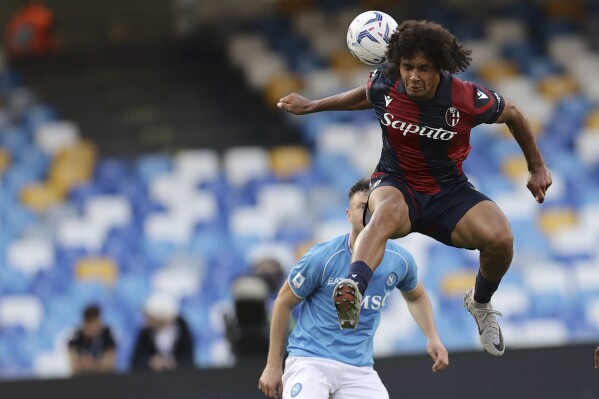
[258,364,283,398]
[426,337,449,372]
[594,346,599,369]
[527,165,552,203]
[277,93,314,115]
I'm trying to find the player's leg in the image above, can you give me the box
[332,363,389,399]
[450,200,513,356]
[281,357,333,399]
[334,184,412,329]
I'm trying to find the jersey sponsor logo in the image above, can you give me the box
[292,273,306,289]
[361,293,391,310]
[379,112,456,140]
[445,106,460,127]
[385,272,398,287]
[384,94,393,106]
[291,383,302,397]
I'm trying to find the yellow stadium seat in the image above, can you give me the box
[501,155,528,182]
[0,148,11,174]
[328,50,364,73]
[75,257,119,285]
[478,61,519,85]
[49,139,97,193]
[538,209,578,234]
[270,145,311,178]
[295,240,314,261]
[264,73,303,109]
[277,0,314,15]
[585,109,599,129]
[538,75,579,101]
[441,270,477,298]
[21,182,65,212]
[543,0,585,19]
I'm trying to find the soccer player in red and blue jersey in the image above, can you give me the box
[276,20,552,357]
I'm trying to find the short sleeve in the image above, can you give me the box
[104,327,117,350]
[287,248,323,299]
[472,83,505,125]
[395,249,418,292]
[68,330,81,348]
[366,68,383,105]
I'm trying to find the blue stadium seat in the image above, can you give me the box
[134,154,172,186]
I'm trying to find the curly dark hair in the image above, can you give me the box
[385,20,472,80]
[348,178,370,201]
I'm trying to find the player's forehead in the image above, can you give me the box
[400,51,434,67]
[349,190,369,205]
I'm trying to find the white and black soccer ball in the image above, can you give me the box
[346,10,398,66]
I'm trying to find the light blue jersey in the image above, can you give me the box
[287,233,418,367]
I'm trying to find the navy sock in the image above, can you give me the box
[474,270,501,304]
[348,261,373,296]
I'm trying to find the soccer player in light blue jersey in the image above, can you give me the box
[258,179,448,399]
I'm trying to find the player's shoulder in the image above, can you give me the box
[449,72,477,93]
[368,65,394,88]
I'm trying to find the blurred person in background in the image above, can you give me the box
[258,178,448,399]
[68,304,117,375]
[595,346,599,368]
[130,292,194,371]
[5,0,58,58]
[276,20,552,357]
[225,258,285,364]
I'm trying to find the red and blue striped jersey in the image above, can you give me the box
[367,68,505,194]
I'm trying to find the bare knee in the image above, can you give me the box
[484,228,514,257]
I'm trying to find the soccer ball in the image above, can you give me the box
[346,11,398,66]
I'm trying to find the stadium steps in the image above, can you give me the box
[12,35,302,157]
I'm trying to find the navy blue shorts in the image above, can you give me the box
[363,173,492,247]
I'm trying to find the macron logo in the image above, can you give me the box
[476,89,488,100]
[384,95,393,106]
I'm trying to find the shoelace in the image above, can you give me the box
[473,307,503,338]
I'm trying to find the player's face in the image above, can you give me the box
[346,191,369,233]
[399,52,440,101]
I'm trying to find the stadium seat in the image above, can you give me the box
[32,343,72,378]
[487,18,528,46]
[269,145,311,178]
[85,194,132,230]
[173,149,220,185]
[6,237,55,277]
[0,147,10,174]
[223,146,270,188]
[74,256,119,285]
[492,284,530,318]
[135,154,172,186]
[256,183,308,227]
[575,127,599,168]
[538,74,579,101]
[20,182,65,213]
[56,216,107,252]
[34,121,80,155]
[0,295,43,332]
[144,211,194,246]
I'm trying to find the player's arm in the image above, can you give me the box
[277,85,371,115]
[68,348,86,374]
[401,282,449,372]
[259,281,303,398]
[495,98,552,203]
[97,348,116,372]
